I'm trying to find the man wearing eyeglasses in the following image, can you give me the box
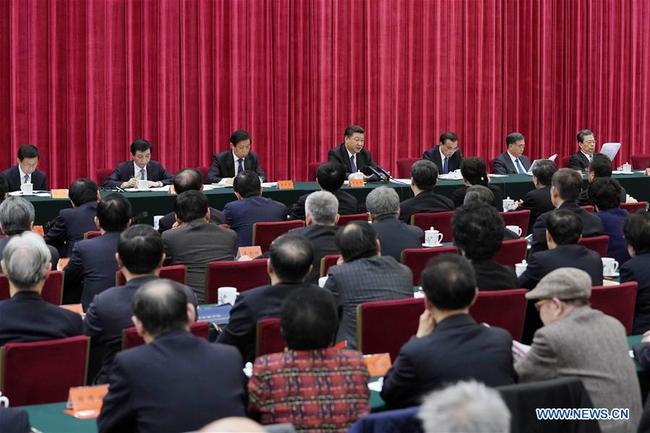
[328,125,379,180]
[492,132,531,175]
[568,129,597,172]
[423,131,463,175]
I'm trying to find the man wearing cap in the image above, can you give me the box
[515,268,641,433]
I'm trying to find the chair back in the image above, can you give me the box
[580,205,595,213]
[255,317,284,357]
[396,158,419,178]
[252,220,305,253]
[401,246,457,285]
[560,155,572,168]
[0,271,63,305]
[0,336,89,405]
[122,321,211,349]
[95,168,113,186]
[578,235,609,257]
[320,254,341,277]
[620,201,648,213]
[198,166,210,183]
[356,298,424,360]
[494,239,528,267]
[205,259,269,303]
[337,213,369,226]
[410,211,454,242]
[469,289,527,340]
[632,155,650,170]
[590,282,637,335]
[84,230,102,240]
[308,162,323,181]
[116,264,187,286]
[499,210,530,235]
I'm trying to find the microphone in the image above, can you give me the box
[366,165,389,183]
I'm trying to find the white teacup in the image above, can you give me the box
[348,171,364,180]
[505,225,523,237]
[502,198,515,211]
[318,276,328,288]
[153,215,164,231]
[602,257,619,276]
[217,286,238,305]
[515,260,528,277]
[0,391,8,407]
[137,179,149,190]
[20,182,33,195]
[424,228,443,246]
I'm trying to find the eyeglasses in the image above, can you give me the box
[534,299,551,311]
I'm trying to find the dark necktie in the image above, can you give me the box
[515,158,526,174]
[237,159,244,175]
[442,157,449,174]
[139,169,145,180]
[350,155,358,173]
[23,174,29,183]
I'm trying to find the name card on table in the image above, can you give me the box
[60,304,84,316]
[32,225,44,236]
[64,385,109,419]
[57,257,70,271]
[364,353,392,377]
[277,180,294,190]
[349,179,365,188]
[238,246,262,259]
[51,189,69,199]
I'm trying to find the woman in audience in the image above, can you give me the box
[248,288,369,432]
[450,157,503,210]
[621,211,650,335]
[590,177,630,264]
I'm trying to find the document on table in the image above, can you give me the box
[600,143,621,161]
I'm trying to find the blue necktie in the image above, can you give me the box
[23,174,29,183]
[350,155,358,173]
[237,159,244,175]
[442,157,449,174]
[139,169,145,180]
[515,158,526,174]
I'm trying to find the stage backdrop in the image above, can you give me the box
[1,0,649,188]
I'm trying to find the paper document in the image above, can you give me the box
[600,143,621,161]
[527,154,558,174]
[261,182,278,188]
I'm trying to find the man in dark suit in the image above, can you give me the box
[381,255,516,408]
[515,159,557,233]
[0,407,31,433]
[84,225,197,384]
[366,186,422,261]
[0,232,82,347]
[44,178,99,257]
[163,190,237,301]
[327,125,379,179]
[207,129,266,183]
[63,194,132,308]
[1,144,48,192]
[218,235,318,362]
[518,210,603,290]
[568,129,596,171]
[578,153,627,205]
[531,169,604,253]
[97,280,246,433]
[399,160,455,224]
[492,132,531,175]
[157,168,225,233]
[621,212,650,335]
[422,131,463,174]
[223,170,287,246]
[102,139,174,189]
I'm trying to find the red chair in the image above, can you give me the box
[0,336,89,405]
[122,321,211,349]
[117,264,188,286]
[95,168,114,186]
[356,298,424,360]
[396,158,419,178]
[401,246,458,285]
[620,201,648,213]
[320,254,341,277]
[578,235,609,257]
[580,205,595,213]
[632,155,650,170]
[494,239,528,267]
[308,162,323,181]
[560,155,572,168]
[252,220,305,253]
[205,259,269,303]
[590,282,637,335]
[499,210,530,236]
[84,230,102,239]
[469,289,528,340]
[337,213,368,226]
[0,271,64,305]
[255,317,284,357]
[198,166,210,183]
[410,211,455,242]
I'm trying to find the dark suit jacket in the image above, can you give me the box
[0,291,82,347]
[0,407,31,433]
[422,146,463,173]
[97,331,247,433]
[327,144,377,177]
[63,232,121,309]
[492,152,531,175]
[399,190,455,224]
[206,150,266,183]
[596,208,631,265]
[44,201,98,257]
[568,151,590,171]
[288,189,359,220]
[517,244,603,290]
[520,186,554,233]
[223,196,288,246]
[0,236,59,271]
[621,251,650,335]
[157,206,225,233]
[1,166,48,191]
[217,282,319,363]
[450,184,504,211]
[288,225,339,283]
[530,201,604,253]
[372,217,423,261]
[578,183,627,206]
[472,259,517,291]
[102,160,174,188]
[381,314,516,408]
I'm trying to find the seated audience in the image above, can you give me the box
[327,125,378,179]
[453,204,516,291]
[0,232,82,346]
[590,177,630,264]
[367,187,422,261]
[450,157,503,210]
[102,139,174,189]
[223,170,288,246]
[492,132,531,175]
[463,185,518,240]
[0,174,8,203]
[288,162,359,220]
[288,191,339,284]
[1,144,48,192]
[422,131,463,174]
[63,193,132,307]
[84,225,197,384]
[579,153,627,205]
[518,210,602,290]
[207,129,266,184]
[218,235,318,362]
[515,268,641,433]
[568,129,596,171]
[0,407,31,433]
[621,211,650,335]
[158,168,225,233]
[163,190,237,302]
[44,178,99,257]
[324,221,413,348]
[399,160,454,224]
[97,280,246,433]
[249,288,370,431]
[530,168,603,253]
[516,159,556,232]
[381,255,516,408]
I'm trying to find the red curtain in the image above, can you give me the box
[1,0,649,189]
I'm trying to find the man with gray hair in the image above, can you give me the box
[0,196,59,269]
[366,187,422,261]
[0,231,82,346]
[418,381,510,433]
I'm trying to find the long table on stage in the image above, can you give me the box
[24,172,650,225]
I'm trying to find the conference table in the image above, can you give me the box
[22,172,650,225]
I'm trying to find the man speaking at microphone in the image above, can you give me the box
[328,125,386,181]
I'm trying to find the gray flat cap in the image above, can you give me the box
[525,267,592,300]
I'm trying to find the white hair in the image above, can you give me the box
[1,231,51,291]
[365,186,399,218]
[305,191,338,225]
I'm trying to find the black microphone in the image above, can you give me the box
[366,165,389,183]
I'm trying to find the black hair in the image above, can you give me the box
[118,224,164,274]
[269,235,314,282]
[460,157,489,186]
[173,168,203,194]
[174,190,208,223]
[546,209,583,245]
[344,125,365,138]
[132,279,190,337]
[68,178,98,207]
[506,132,525,146]
[335,220,377,262]
[411,160,439,191]
[551,169,582,202]
[577,129,594,143]
[229,130,251,146]
[281,288,338,350]
[421,254,476,310]
[439,131,458,144]
[452,204,504,261]
[233,170,261,198]
[589,153,612,178]
[589,177,623,211]
[97,193,132,232]
[130,139,152,155]
[17,144,39,160]
[624,211,650,253]
[316,162,346,192]
[532,160,557,186]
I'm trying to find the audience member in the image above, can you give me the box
[218,235,318,362]
[249,288,369,431]
[450,157,503,210]
[621,211,650,335]
[1,144,48,192]
[163,190,237,301]
[515,268,641,433]
[463,185,518,240]
[102,139,174,189]
[452,204,516,291]
[590,177,630,264]
[568,129,596,171]
[492,132,531,175]
[516,159,557,233]
[422,131,463,174]
[328,125,378,179]
[0,232,82,346]
[98,279,246,433]
[0,407,31,433]
[381,255,516,408]
[579,153,627,205]
[223,170,287,246]
[399,160,454,224]
[324,221,413,348]
[207,129,266,183]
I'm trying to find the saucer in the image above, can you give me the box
[422,243,442,248]
[603,272,620,278]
